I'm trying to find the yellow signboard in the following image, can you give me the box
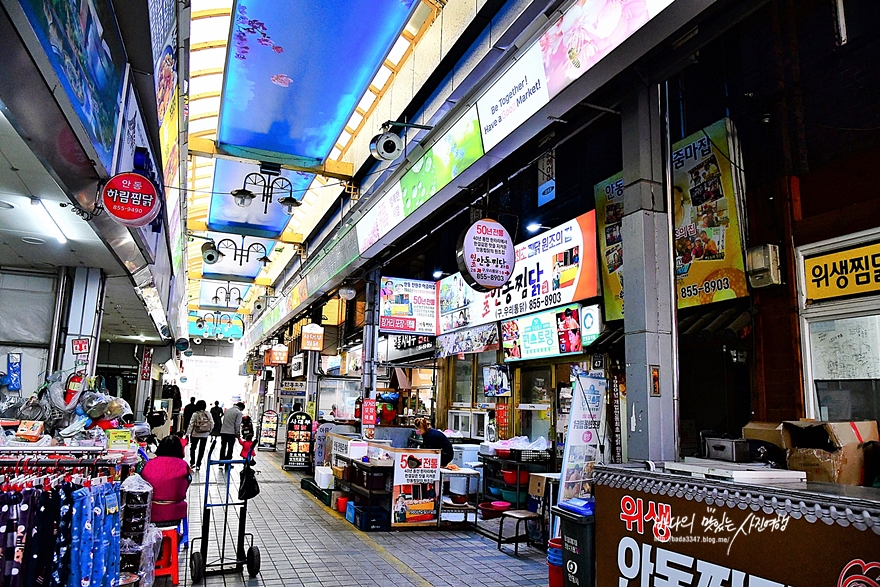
[804,242,880,301]
[672,119,749,308]
[594,172,625,320]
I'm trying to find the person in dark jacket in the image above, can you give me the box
[210,401,224,436]
[414,417,454,467]
[182,397,197,432]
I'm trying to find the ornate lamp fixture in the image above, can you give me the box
[230,163,302,215]
[212,282,244,307]
[216,237,272,267]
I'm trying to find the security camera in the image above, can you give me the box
[253,299,266,312]
[196,318,206,329]
[193,337,202,345]
[369,131,403,161]
[228,337,235,344]
[202,242,223,265]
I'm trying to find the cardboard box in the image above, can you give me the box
[742,421,784,450]
[528,472,560,498]
[781,420,878,485]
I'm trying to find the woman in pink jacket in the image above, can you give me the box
[142,436,191,525]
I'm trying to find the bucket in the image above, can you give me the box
[548,562,563,587]
[337,497,349,514]
[547,538,563,567]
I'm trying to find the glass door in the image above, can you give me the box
[519,366,553,442]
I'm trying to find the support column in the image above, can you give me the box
[360,270,380,401]
[621,84,678,462]
[59,267,106,377]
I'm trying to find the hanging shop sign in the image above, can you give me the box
[581,304,602,346]
[438,211,597,334]
[70,338,90,355]
[391,449,441,528]
[673,119,749,308]
[140,347,153,381]
[456,219,516,292]
[558,373,605,502]
[501,304,584,362]
[279,380,306,396]
[283,411,313,470]
[594,172,625,320]
[378,277,437,335]
[804,241,880,302]
[101,172,161,227]
[289,353,306,377]
[387,334,435,361]
[301,323,325,352]
[265,344,289,366]
[257,410,279,451]
[538,149,556,207]
[593,468,880,587]
[436,323,500,358]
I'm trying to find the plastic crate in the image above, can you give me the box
[510,448,551,462]
[345,501,356,523]
[353,506,390,532]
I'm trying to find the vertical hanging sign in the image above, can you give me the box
[538,149,556,206]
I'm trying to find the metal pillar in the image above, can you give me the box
[46,267,68,375]
[360,270,380,400]
[59,267,106,377]
[620,84,678,462]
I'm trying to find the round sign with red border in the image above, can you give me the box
[456,218,515,291]
[101,172,161,227]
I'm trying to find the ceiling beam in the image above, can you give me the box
[188,136,353,181]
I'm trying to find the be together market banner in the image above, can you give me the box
[594,172,625,320]
[673,119,748,308]
[378,277,437,335]
[438,211,598,335]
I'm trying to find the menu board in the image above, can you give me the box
[283,411,313,470]
[391,449,441,528]
[257,410,279,451]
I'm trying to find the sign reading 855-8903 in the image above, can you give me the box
[680,277,731,299]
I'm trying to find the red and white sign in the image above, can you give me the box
[140,347,153,381]
[71,338,90,355]
[301,323,325,352]
[362,399,377,426]
[378,277,437,335]
[456,218,515,292]
[102,172,161,227]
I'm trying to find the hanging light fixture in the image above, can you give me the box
[230,168,300,215]
[216,238,272,267]
[211,281,244,307]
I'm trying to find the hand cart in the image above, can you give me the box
[189,440,260,583]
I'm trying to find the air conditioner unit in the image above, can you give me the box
[746,244,782,288]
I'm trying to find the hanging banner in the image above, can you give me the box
[594,172,625,320]
[283,411,313,470]
[438,211,597,334]
[456,219,515,291]
[538,149,556,207]
[140,348,153,381]
[290,353,306,377]
[558,374,605,502]
[378,277,437,335]
[673,119,749,308]
[436,323,500,358]
[257,410,279,451]
[301,323,325,352]
[502,304,584,361]
[102,172,161,227]
[387,335,435,361]
[391,449,441,528]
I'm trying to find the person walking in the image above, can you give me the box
[210,401,224,436]
[185,399,214,470]
[219,401,244,468]
[182,396,197,433]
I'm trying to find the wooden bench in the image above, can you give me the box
[496,510,542,556]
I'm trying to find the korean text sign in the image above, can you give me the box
[438,211,597,334]
[672,119,749,308]
[557,375,604,502]
[378,277,437,335]
[594,475,880,587]
[804,241,880,301]
[501,304,584,362]
[392,450,441,527]
[594,172,625,320]
[102,172,161,227]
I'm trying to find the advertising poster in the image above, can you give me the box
[558,374,605,502]
[502,304,584,362]
[283,411,313,470]
[439,211,597,334]
[356,182,404,252]
[457,219,515,291]
[391,450,441,527]
[594,172,625,320]
[155,28,180,191]
[378,277,437,335]
[313,422,336,467]
[673,119,748,308]
[257,410,278,451]
[436,323,500,358]
[482,365,510,397]
[400,106,484,217]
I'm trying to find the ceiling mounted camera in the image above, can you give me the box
[201,241,223,265]
[369,131,404,161]
[253,299,266,312]
[193,337,202,345]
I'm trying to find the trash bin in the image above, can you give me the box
[551,505,594,587]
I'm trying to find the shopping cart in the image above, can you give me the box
[189,439,260,583]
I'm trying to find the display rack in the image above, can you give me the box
[438,467,480,526]
[478,454,549,509]
[335,454,392,509]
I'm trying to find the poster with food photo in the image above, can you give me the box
[594,172,625,320]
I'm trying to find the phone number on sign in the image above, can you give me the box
[526,291,563,311]
[680,277,731,299]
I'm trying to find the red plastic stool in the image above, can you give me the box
[154,527,179,585]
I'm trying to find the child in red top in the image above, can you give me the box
[239,436,255,464]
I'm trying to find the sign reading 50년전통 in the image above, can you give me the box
[804,241,880,301]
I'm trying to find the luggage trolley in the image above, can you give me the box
[190,440,260,583]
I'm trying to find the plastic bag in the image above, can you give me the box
[527,436,549,450]
[138,525,163,587]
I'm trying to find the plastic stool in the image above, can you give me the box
[497,510,542,556]
[155,527,179,585]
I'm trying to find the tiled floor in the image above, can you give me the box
[175,447,548,587]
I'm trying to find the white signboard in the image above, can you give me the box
[476,44,550,152]
[581,303,602,346]
[378,277,437,335]
[457,218,515,291]
[290,353,305,377]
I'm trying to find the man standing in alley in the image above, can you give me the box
[210,401,224,436]
[182,396,197,433]
[219,401,244,468]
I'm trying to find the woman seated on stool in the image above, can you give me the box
[142,436,192,526]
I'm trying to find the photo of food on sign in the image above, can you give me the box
[556,306,582,354]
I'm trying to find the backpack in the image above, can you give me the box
[192,410,212,434]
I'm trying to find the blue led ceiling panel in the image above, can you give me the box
[198,279,251,310]
[201,231,275,282]
[189,311,244,339]
[217,0,419,162]
[208,158,313,238]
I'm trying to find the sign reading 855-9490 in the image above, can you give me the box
[101,172,161,228]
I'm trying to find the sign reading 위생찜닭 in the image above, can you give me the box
[439,211,597,334]
[456,218,516,291]
[378,277,437,335]
[102,172,161,227]
[804,241,880,302]
[672,119,749,308]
